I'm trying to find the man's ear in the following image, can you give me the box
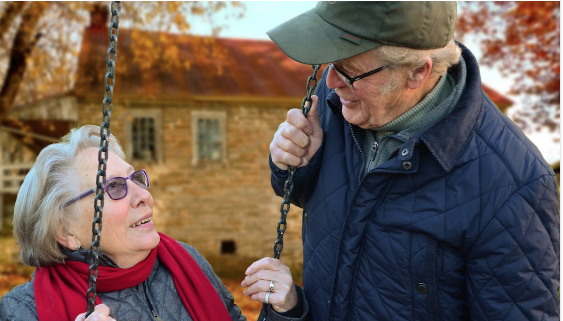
[407,56,433,89]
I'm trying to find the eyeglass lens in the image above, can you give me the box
[105,170,149,200]
[335,71,352,87]
[330,64,353,88]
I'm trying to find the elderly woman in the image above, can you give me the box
[0,125,307,321]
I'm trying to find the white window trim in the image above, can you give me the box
[191,110,227,165]
[123,109,163,164]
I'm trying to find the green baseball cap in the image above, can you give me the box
[267,1,457,65]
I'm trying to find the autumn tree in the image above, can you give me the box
[456,1,560,136]
[0,1,244,127]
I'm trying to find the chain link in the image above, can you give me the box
[86,1,120,317]
[273,64,320,260]
[262,64,321,321]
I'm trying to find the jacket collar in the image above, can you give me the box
[419,42,482,172]
[327,42,483,172]
[63,246,120,268]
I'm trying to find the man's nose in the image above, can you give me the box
[326,65,347,89]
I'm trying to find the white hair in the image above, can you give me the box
[13,125,125,267]
[372,40,462,94]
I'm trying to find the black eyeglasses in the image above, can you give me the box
[329,63,389,89]
[63,169,150,207]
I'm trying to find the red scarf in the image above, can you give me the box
[34,233,231,321]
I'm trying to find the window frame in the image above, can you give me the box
[123,109,163,164]
[191,110,227,165]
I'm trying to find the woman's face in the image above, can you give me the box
[71,147,160,268]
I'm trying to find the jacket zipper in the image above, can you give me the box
[152,310,164,321]
[144,283,164,321]
[372,141,378,154]
[348,122,365,184]
[371,141,378,162]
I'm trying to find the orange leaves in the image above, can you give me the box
[222,278,262,319]
[0,1,244,120]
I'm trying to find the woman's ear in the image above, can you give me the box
[407,56,433,90]
[56,229,81,250]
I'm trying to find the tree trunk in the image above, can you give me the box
[0,1,49,123]
[0,2,28,41]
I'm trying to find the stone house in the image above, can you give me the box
[1,16,515,268]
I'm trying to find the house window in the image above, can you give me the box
[197,118,221,161]
[124,110,163,163]
[191,111,226,165]
[132,117,156,161]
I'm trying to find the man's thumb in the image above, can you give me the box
[306,95,321,129]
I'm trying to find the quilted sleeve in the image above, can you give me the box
[269,148,323,208]
[0,291,38,321]
[465,174,559,320]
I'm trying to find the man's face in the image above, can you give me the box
[326,50,411,129]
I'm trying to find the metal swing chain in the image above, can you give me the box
[261,64,321,321]
[273,64,321,260]
[86,1,121,317]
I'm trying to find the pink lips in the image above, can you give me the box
[340,96,358,108]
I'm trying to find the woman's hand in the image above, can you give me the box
[75,304,116,321]
[241,257,298,313]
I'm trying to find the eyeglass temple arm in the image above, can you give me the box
[351,65,389,81]
[63,186,97,207]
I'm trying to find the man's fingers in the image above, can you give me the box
[305,95,321,130]
[287,109,313,136]
[279,123,310,149]
[245,257,286,275]
[270,95,323,170]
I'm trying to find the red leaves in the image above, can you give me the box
[456,1,560,133]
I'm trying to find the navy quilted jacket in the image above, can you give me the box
[270,44,559,320]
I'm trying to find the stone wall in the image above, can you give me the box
[78,97,305,265]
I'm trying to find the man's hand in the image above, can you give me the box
[270,95,323,170]
[241,257,299,313]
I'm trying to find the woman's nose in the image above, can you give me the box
[129,181,153,208]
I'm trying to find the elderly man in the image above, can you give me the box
[268,2,559,320]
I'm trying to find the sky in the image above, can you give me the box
[190,1,560,164]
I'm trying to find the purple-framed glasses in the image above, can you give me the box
[63,169,150,207]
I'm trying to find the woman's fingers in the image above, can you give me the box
[75,304,115,321]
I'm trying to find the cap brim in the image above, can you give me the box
[267,8,383,65]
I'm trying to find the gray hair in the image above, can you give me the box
[373,40,462,94]
[13,125,125,267]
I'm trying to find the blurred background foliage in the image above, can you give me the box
[456,1,560,136]
[0,1,245,128]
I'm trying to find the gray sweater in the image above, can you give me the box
[0,242,308,321]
